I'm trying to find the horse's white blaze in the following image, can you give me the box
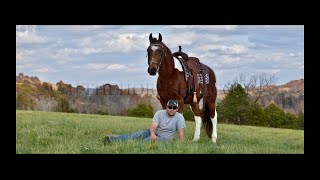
[211,109,218,143]
[151,45,159,51]
[192,116,202,141]
[151,45,160,59]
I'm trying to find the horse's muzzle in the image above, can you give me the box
[148,67,157,76]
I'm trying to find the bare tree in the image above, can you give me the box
[117,95,138,115]
[37,95,57,111]
[248,73,277,103]
[225,73,277,103]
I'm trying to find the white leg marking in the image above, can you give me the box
[192,116,202,141]
[189,105,194,113]
[211,109,218,143]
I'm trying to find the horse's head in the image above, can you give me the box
[147,33,166,76]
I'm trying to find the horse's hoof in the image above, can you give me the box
[212,137,217,143]
[192,138,199,141]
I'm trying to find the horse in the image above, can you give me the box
[146,33,218,143]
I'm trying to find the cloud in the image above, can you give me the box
[86,63,130,71]
[225,44,249,54]
[61,25,105,31]
[161,32,224,49]
[16,63,34,70]
[83,47,103,55]
[76,32,148,54]
[105,33,148,53]
[165,25,238,31]
[35,68,49,73]
[108,64,127,70]
[16,25,47,45]
[16,49,35,61]
[58,48,80,56]
[15,25,304,89]
[221,55,241,64]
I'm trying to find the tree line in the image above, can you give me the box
[16,81,160,117]
[16,73,304,130]
[182,83,304,130]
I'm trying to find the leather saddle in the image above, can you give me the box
[172,46,209,97]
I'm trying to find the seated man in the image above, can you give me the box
[104,99,186,145]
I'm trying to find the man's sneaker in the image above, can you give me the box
[103,136,111,146]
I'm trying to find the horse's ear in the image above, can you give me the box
[158,33,162,42]
[149,33,153,43]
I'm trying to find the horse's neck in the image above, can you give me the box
[159,55,175,78]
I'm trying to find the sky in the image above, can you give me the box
[16,25,304,90]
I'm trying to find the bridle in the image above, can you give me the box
[147,43,167,72]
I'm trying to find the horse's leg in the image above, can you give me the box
[190,103,202,141]
[206,97,218,143]
[212,108,218,143]
[177,96,185,114]
[159,97,167,109]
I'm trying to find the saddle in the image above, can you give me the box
[172,46,209,102]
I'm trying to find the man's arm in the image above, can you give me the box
[178,128,185,141]
[150,122,158,142]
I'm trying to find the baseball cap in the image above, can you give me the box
[167,99,178,107]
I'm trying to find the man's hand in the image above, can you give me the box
[150,133,157,142]
[178,128,185,141]
[150,121,158,142]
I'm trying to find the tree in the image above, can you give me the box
[119,95,141,115]
[76,85,86,97]
[37,95,57,111]
[297,113,304,130]
[16,91,36,110]
[244,103,268,126]
[264,103,285,128]
[139,94,163,114]
[55,95,70,112]
[16,92,29,110]
[282,112,299,129]
[128,103,154,118]
[217,83,249,125]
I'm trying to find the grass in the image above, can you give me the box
[16,110,304,154]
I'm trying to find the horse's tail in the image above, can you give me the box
[202,102,213,138]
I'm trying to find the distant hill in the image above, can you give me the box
[16,73,42,86]
[277,79,304,93]
[254,79,304,115]
[16,73,58,90]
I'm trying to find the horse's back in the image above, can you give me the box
[188,57,217,88]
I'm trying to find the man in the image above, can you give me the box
[104,99,186,145]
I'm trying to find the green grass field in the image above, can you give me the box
[16,110,304,154]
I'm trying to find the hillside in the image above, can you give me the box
[16,73,42,86]
[16,73,304,114]
[278,79,304,93]
[259,79,304,114]
[16,73,58,90]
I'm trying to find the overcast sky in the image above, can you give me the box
[16,25,304,90]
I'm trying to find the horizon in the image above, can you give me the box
[16,25,304,89]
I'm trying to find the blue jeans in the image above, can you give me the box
[108,129,168,142]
